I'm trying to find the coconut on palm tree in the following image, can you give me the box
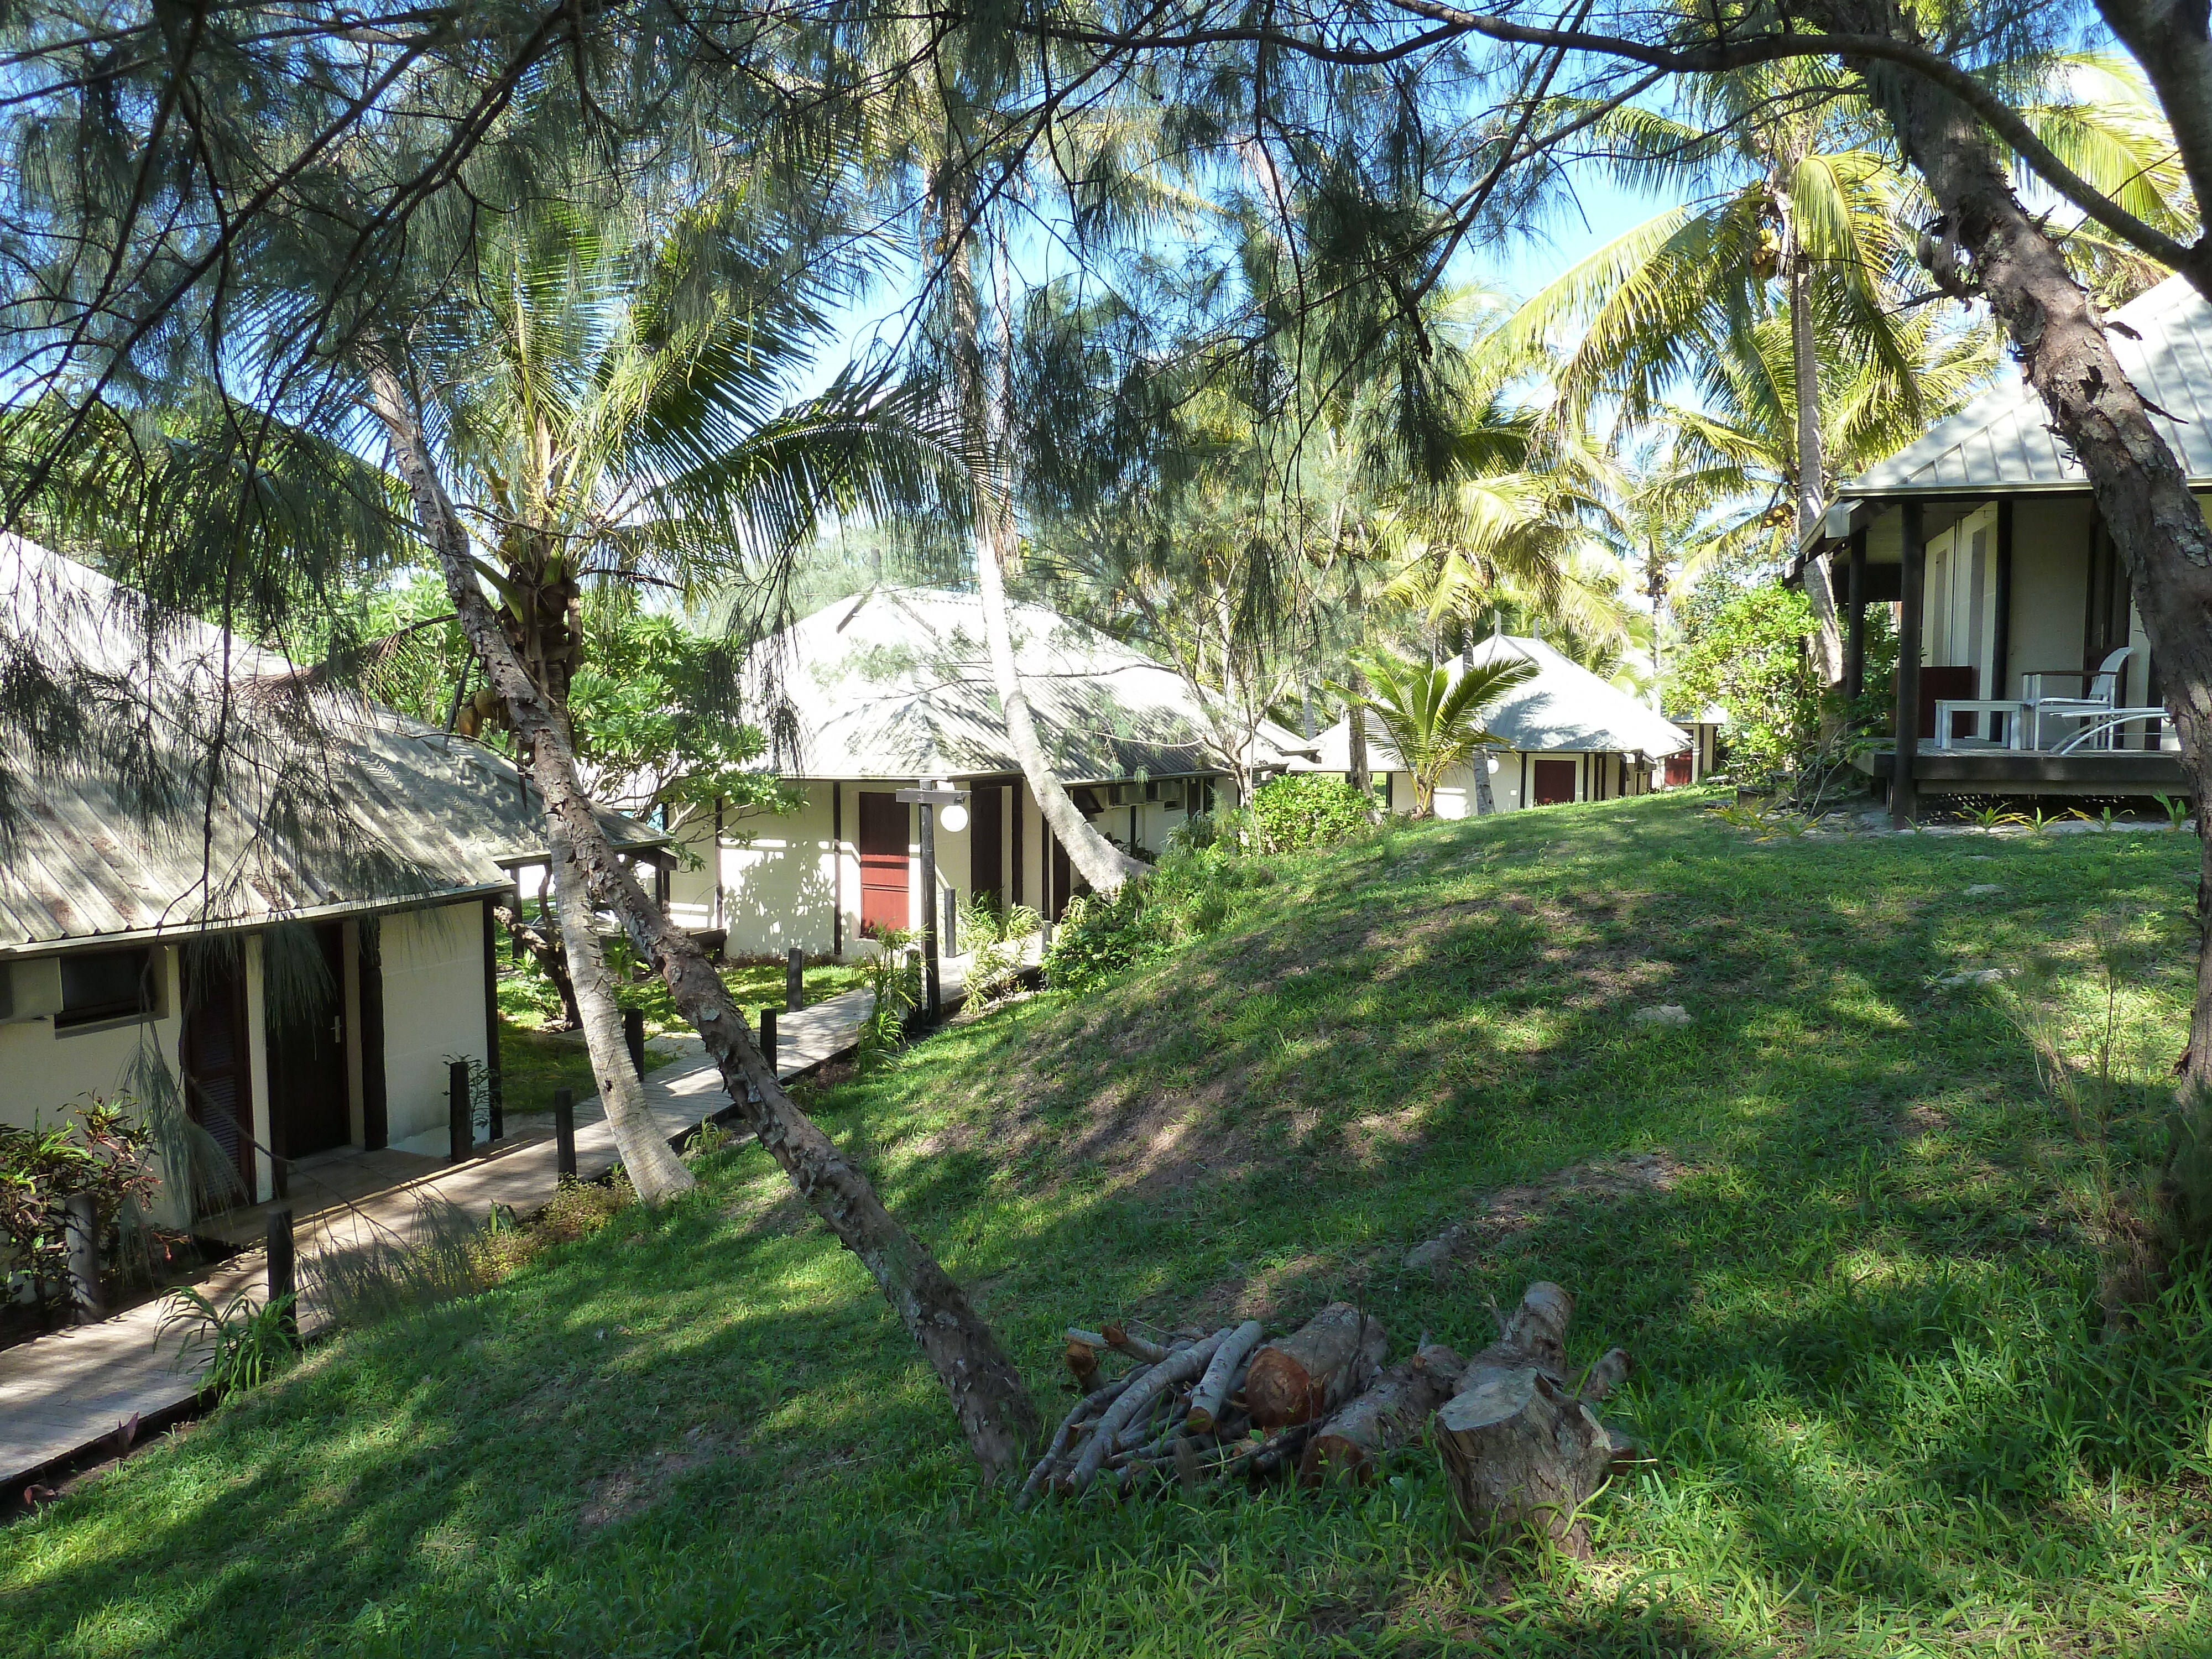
[1340,646,1535,818]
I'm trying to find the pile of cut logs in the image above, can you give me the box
[1021,1281,1639,1554]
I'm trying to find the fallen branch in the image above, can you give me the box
[1066,1328,1230,1494]
[1187,1319,1264,1433]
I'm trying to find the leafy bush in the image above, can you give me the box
[855,928,922,1065]
[159,1286,300,1398]
[957,896,1042,1011]
[1043,845,1283,993]
[1671,580,1823,780]
[0,1095,165,1311]
[1248,775,1374,853]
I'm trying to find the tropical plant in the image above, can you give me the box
[159,1286,300,1398]
[1340,647,1535,817]
[1248,775,1377,853]
[854,929,923,1066]
[956,898,1042,1012]
[1670,581,1824,782]
[0,1097,166,1315]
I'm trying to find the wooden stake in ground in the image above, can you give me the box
[1297,1339,1464,1486]
[1244,1303,1388,1428]
[1431,1283,1632,1557]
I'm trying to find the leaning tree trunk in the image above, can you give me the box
[947,196,1144,898]
[1472,748,1498,815]
[367,354,1042,1476]
[1782,183,1845,693]
[496,898,584,1031]
[546,819,695,1202]
[1803,0,2212,1096]
[1347,668,1375,808]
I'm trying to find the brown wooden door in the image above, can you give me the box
[181,945,254,1207]
[857,792,911,936]
[266,922,349,1173]
[1663,753,1692,787]
[968,784,1004,910]
[1531,758,1577,805]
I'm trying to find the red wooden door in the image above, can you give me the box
[1531,758,1577,805]
[1663,753,1692,787]
[856,792,911,936]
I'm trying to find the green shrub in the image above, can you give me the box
[1043,886,1167,993]
[1248,775,1374,853]
[0,1094,165,1312]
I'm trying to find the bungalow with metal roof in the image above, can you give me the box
[1798,274,2198,817]
[1292,635,1699,812]
[0,538,665,1213]
[665,587,1311,956]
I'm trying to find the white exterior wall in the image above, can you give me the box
[686,774,1217,959]
[0,946,184,1135]
[378,901,488,1154]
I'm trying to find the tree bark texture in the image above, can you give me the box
[937,182,1145,898]
[366,353,1041,1477]
[1797,0,2212,1090]
[1245,1302,1389,1427]
[496,899,584,1031]
[1187,1318,1265,1433]
[1297,1339,1464,1486]
[1786,201,1846,692]
[545,825,695,1202]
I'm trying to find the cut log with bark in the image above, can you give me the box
[1297,1339,1464,1486]
[1100,1322,1171,1364]
[1187,1319,1263,1433]
[1245,1303,1389,1428]
[1065,1338,1102,1393]
[1432,1283,1632,1557]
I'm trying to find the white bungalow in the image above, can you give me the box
[1801,273,2204,816]
[1294,635,1699,813]
[664,587,1310,955]
[0,539,664,1211]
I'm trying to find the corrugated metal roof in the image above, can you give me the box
[1842,275,2212,496]
[747,587,1310,782]
[0,537,661,952]
[1295,637,1691,770]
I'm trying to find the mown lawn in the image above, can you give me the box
[8,794,2211,1657]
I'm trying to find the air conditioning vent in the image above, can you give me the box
[0,958,64,1023]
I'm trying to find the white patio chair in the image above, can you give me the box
[2021,646,2134,750]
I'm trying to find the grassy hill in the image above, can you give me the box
[7,794,2211,1657]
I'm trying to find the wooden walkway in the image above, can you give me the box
[0,978,885,1492]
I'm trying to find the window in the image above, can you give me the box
[57,947,160,1029]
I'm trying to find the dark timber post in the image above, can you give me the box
[1845,528,1869,702]
[760,1006,777,1074]
[918,793,941,1020]
[1993,498,2015,739]
[1893,500,1927,828]
[831,781,843,959]
[786,947,805,1013]
[265,1208,296,1339]
[448,1060,472,1162]
[552,1086,576,1180]
[359,919,388,1151]
[64,1191,101,1324]
[481,899,503,1141]
[623,1007,645,1079]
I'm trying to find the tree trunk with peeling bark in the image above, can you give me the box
[496,898,583,1031]
[366,352,1041,1477]
[1799,0,2212,1091]
[944,185,1145,899]
[1783,181,1845,692]
[546,822,695,1202]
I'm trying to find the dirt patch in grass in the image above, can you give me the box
[580,1428,735,1530]
[1405,1152,1687,1275]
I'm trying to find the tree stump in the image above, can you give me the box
[1245,1303,1389,1428]
[1432,1282,1634,1557]
[1434,1366,1614,1556]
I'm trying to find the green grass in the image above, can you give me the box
[498,956,865,1038]
[497,1024,678,1120]
[9,795,2212,1657]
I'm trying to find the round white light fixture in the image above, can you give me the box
[940,801,969,833]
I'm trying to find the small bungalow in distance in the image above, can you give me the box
[1797,273,2199,820]
[0,539,667,1217]
[1292,635,1702,812]
[663,587,1312,956]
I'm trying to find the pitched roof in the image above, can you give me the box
[1297,636,1691,769]
[1841,275,2212,497]
[0,538,661,952]
[748,587,1311,782]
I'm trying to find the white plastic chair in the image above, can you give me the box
[2022,646,2133,750]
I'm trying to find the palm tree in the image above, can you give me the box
[390,206,963,1207]
[1343,646,1535,818]
[1507,53,2190,689]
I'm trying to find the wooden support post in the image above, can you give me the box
[760,1006,777,1074]
[1993,498,2013,737]
[64,1191,101,1324]
[1844,528,1868,702]
[481,898,503,1142]
[623,1007,645,1079]
[1893,500,1926,828]
[919,798,942,1021]
[553,1086,576,1180]
[787,946,805,1013]
[266,1207,296,1339]
[448,1060,472,1162]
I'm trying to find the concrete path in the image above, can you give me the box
[1,972,905,1491]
